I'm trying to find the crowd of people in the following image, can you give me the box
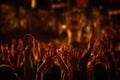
[0,23,120,80]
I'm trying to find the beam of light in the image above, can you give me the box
[31,0,36,9]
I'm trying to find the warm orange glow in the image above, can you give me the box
[76,0,89,8]
[108,10,120,15]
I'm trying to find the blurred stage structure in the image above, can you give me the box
[0,0,120,47]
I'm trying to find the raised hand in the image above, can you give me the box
[45,49,56,63]
[88,38,96,51]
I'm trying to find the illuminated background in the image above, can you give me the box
[0,0,120,44]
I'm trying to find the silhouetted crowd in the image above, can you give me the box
[0,26,120,80]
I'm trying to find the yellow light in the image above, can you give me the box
[62,24,66,29]
[31,0,36,9]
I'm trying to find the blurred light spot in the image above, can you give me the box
[62,24,66,29]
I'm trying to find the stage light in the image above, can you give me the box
[31,0,36,9]
[62,24,66,29]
